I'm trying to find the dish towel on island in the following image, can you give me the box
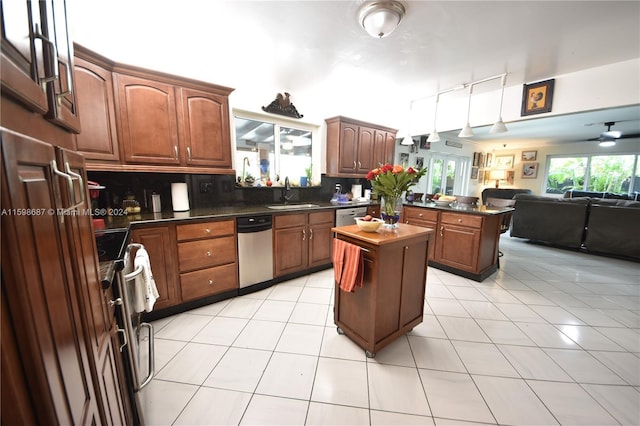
[133,248,160,313]
[332,239,364,292]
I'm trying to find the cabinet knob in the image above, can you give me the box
[419,213,423,217]
[205,228,211,233]
[458,219,462,223]
[206,250,212,257]
[208,279,213,285]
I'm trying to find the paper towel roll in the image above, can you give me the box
[171,183,190,211]
[351,184,362,199]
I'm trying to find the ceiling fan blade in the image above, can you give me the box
[618,132,640,139]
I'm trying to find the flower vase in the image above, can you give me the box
[380,195,402,229]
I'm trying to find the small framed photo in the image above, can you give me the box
[478,169,485,183]
[521,150,537,161]
[471,167,479,179]
[415,156,424,169]
[521,162,539,178]
[400,152,410,165]
[521,79,554,116]
[485,153,492,168]
[419,136,431,150]
[506,170,515,185]
[495,154,514,169]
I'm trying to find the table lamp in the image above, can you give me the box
[489,169,507,188]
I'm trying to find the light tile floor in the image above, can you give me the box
[140,236,640,425]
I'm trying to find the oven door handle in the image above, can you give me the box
[138,322,155,390]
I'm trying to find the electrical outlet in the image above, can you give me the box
[199,182,213,193]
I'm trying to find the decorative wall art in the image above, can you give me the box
[262,92,303,118]
[400,153,410,165]
[419,136,431,150]
[521,162,539,178]
[416,156,424,169]
[522,150,537,161]
[506,170,515,185]
[521,79,554,116]
[478,169,485,183]
[495,154,515,169]
[471,167,479,179]
[485,153,492,168]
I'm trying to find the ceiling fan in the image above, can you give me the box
[588,121,640,146]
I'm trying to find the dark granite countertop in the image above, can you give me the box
[404,201,513,215]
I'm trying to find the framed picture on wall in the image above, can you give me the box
[471,167,479,179]
[485,153,492,168]
[521,79,555,116]
[506,170,515,185]
[522,150,537,161]
[522,162,539,178]
[478,169,485,183]
[495,154,514,169]
[400,153,409,165]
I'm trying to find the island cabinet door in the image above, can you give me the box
[435,224,481,272]
[399,240,429,327]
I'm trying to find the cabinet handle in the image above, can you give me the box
[358,161,362,168]
[116,328,127,352]
[440,225,444,237]
[108,297,122,307]
[51,160,74,207]
[174,145,179,159]
[353,161,357,169]
[309,228,314,240]
[302,229,306,241]
[64,161,85,204]
[187,147,192,160]
[206,250,212,257]
[33,24,59,89]
[208,279,213,285]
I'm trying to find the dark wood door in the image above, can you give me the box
[178,87,231,168]
[356,125,375,173]
[41,0,80,132]
[131,225,180,310]
[274,226,308,276]
[0,0,48,113]
[115,73,180,165]
[338,122,358,173]
[73,56,120,162]
[59,148,130,425]
[1,130,100,425]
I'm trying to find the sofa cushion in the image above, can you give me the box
[589,199,640,208]
[584,204,640,259]
[511,195,589,248]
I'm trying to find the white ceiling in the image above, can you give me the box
[68,0,640,148]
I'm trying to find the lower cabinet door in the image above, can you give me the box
[180,263,238,301]
[436,225,480,271]
[274,226,307,276]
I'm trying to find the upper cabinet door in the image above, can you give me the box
[178,87,231,168]
[0,0,48,113]
[115,73,181,165]
[356,125,375,173]
[338,122,358,174]
[73,57,120,162]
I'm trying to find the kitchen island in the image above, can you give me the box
[403,202,513,281]
[332,223,433,357]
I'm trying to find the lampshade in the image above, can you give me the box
[489,169,507,180]
[458,85,474,138]
[490,75,508,134]
[427,130,440,143]
[359,1,406,38]
[428,93,440,142]
[400,136,414,145]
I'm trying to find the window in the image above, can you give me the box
[545,153,639,195]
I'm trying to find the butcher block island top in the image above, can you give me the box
[331,224,434,357]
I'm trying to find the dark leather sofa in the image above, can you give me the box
[511,194,640,259]
[481,188,533,204]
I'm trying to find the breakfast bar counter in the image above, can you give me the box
[332,224,434,357]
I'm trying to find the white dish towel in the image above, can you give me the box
[133,248,160,313]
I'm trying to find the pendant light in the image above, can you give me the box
[359,1,406,39]
[490,75,508,134]
[458,84,475,138]
[401,100,414,145]
[427,93,440,143]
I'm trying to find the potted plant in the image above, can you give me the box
[304,164,312,186]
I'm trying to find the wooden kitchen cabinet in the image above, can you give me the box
[403,205,503,281]
[274,210,334,277]
[115,73,181,165]
[325,116,397,177]
[403,206,438,260]
[176,219,238,302]
[131,225,181,310]
[333,224,432,357]
[1,0,80,133]
[73,47,120,162]
[1,131,101,425]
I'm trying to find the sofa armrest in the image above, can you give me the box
[584,205,640,259]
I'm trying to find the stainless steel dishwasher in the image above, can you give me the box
[335,206,368,227]
[237,215,273,294]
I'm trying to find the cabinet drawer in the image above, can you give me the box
[404,207,439,222]
[176,219,234,241]
[405,218,437,229]
[177,236,236,271]
[274,213,306,229]
[180,263,238,301]
[309,210,334,225]
[440,212,483,229]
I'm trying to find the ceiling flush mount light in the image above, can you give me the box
[458,84,475,138]
[359,1,406,38]
[490,75,508,134]
[599,139,616,147]
[427,93,441,143]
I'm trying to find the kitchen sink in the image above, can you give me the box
[266,203,319,210]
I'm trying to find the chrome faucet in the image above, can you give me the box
[281,176,293,203]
